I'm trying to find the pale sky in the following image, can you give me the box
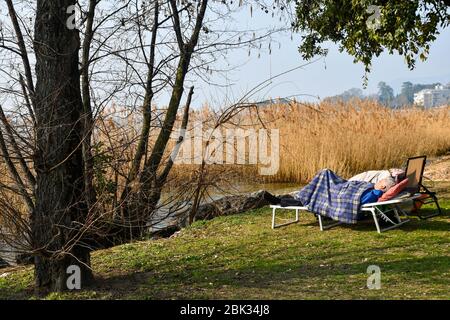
[178,9,450,108]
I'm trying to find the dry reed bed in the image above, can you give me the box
[168,100,450,183]
[259,100,450,182]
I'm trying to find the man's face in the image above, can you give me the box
[374,180,388,192]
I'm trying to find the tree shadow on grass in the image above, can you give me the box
[89,254,450,299]
[3,245,444,299]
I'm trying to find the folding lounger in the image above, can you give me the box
[270,194,420,234]
[270,155,440,234]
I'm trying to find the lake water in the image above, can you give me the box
[150,182,303,231]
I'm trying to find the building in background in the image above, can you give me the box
[414,84,450,108]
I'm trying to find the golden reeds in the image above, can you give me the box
[170,99,450,183]
[258,100,450,182]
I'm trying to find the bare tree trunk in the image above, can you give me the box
[128,0,159,181]
[120,0,159,204]
[32,0,93,292]
[81,0,98,210]
[141,0,207,182]
[115,1,208,241]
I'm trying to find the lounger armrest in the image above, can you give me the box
[361,194,421,208]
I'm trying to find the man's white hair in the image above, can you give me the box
[383,177,396,191]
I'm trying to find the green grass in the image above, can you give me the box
[1,200,449,300]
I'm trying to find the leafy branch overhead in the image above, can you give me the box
[292,0,450,79]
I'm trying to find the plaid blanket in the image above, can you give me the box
[295,169,373,224]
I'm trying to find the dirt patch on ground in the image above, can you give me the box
[424,154,450,181]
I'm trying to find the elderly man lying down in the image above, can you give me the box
[348,168,405,184]
[263,169,397,224]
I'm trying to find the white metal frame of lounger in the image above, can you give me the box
[270,205,343,230]
[270,194,421,233]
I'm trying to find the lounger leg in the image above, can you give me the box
[416,186,442,219]
[393,207,402,224]
[317,214,343,231]
[417,196,442,220]
[272,207,301,229]
[317,215,323,231]
[272,207,276,229]
[372,206,409,233]
[425,197,443,219]
[371,209,382,234]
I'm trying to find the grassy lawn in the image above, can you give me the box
[1,200,449,300]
